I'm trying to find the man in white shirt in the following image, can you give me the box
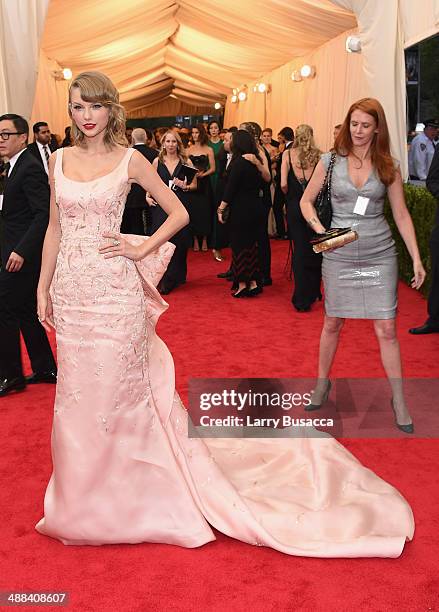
[408,119,438,181]
[27,122,56,175]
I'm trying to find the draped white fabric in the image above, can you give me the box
[400,0,439,48]
[0,0,49,117]
[331,0,407,176]
[30,51,70,140]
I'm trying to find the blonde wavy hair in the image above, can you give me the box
[292,124,321,168]
[68,71,127,148]
[158,130,188,164]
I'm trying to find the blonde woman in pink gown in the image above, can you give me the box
[35,72,414,557]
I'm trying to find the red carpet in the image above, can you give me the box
[1,240,438,611]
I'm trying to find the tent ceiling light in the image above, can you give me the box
[231,95,238,103]
[254,82,271,93]
[346,35,362,53]
[53,68,72,80]
[291,70,302,82]
[238,91,247,101]
[214,102,222,110]
[300,65,315,78]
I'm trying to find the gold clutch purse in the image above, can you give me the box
[311,228,358,253]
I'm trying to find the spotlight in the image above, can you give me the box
[291,70,302,82]
[300,65,316,78]
[346,35,362,53]
[53,68,73,80]
[214,102,222,110]
[238,91,247,101]
[231,95,238,103]
[232,88,237,95]
[257,83,267,93]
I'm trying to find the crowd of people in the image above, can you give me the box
[3,114,437,305]
[1,68,439,558]
[0,107,438,393]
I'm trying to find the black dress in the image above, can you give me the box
[272,146,290,238]
[223,157,264,287]
[212,146,230,250]
[120,144,158,235]
[285,157,322,310]
[188,154,212,238]
[257,147,272,282]
[150,160,192,293]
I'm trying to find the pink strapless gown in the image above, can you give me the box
[36,148,414,557]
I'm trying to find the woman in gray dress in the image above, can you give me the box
[300,98,425,433]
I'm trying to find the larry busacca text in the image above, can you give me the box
[199,415,334,428]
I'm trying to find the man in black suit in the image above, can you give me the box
[120,128,158,235]
[0,114,57,396]
[409,146,439,334]
[26,122,57,176]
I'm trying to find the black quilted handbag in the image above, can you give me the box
[314,151,336,229]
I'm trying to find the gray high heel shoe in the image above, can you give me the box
[305,380,332,411]
[390,398,414,434]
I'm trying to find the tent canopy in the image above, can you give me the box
[40,0,356,114]
[2,0,438,174]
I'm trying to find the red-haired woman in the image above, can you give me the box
[300,98,425,432]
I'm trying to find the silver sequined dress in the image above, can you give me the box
[321,152,398,319]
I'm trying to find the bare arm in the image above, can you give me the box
[387,170,425,288]
[280,150,289,194]
[131,151,188,256]
[37,154,62,329]
[198,147,216,178]
[299,159,327,234]
[101,151,189,260]
[185,158,198,191]
[258,147,271,183]
[145,157,159,206]
[101,150,189,261]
